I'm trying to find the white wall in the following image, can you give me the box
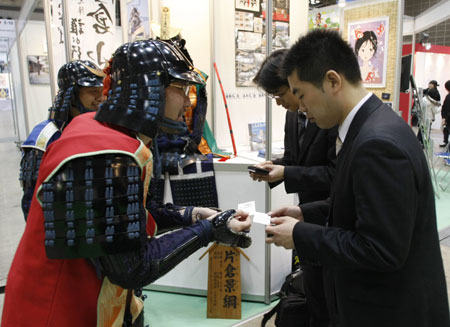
[8,41,27,141]
[161,0,212,122]
[414,51,450,130]
[19,20,52,133]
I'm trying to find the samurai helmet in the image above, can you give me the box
[95,39,204,138]
[49,60,104,124]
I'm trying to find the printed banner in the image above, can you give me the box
[0,19,16,52]
[126,0,150,42]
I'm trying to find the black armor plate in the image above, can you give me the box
[41,154,147,259]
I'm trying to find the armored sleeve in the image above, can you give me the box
[20,148,45,220]
[40,153,222,289]
[146,199,194,233]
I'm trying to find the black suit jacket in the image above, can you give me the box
[293,95,449,327]
[272,111,337,211]
[441,93,450,122]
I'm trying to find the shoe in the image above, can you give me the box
[439,143,448,148]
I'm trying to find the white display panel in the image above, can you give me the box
[414,51,450,130]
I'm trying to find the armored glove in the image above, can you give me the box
[210,209,252,248]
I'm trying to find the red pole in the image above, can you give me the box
[213,62,237,156]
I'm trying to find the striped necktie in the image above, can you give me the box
[336,136,343,155]
[298,113,307,151]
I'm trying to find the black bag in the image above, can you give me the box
[261,268,309,327]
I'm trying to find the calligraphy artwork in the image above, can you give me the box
[48,0,66,88]
[348,16,389,88]
[66,0,116,67]
[207,244,242,319]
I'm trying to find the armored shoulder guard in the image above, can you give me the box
[41,154,147,259]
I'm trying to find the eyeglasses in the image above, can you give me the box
[170,83,191,96]
[267,89,288,99]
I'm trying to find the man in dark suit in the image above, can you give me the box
[266,29,450,327]
[251,49,337,327]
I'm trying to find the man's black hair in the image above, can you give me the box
[281,29,362,89]
[253,49,288,93]
[445,80,450,92]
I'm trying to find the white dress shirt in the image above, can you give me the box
[338,92,373,143]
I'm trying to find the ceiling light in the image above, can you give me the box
[338,0,346,8]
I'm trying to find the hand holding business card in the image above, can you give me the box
[238,201,271,225]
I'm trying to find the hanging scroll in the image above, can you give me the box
[66,0,116,67]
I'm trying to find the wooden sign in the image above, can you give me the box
[200,243,249,319]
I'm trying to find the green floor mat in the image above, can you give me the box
[143,290,277,327]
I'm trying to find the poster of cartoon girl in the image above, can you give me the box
[348,17,389,88]
[308,8,341,31]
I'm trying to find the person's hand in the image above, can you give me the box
[248,161,272,181]
[249,164,284,183]
[265,216,299,249]
[207,209,251,232]
[210,209,252,248]
[192,207,220,224]
[442,118,446,126]
[228,209,252,232]
[256,161,273,167]
[268,205,304,221]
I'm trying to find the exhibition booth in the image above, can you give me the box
[1,0,404,303]
[4,0,447,324]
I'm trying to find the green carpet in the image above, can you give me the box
[434,157,450,231]
[143,290,277,327]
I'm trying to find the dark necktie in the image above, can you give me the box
[298,112,307,152]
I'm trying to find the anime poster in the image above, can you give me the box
[308,8,341,31]
[127,0,150,42]
[66,0,116,68]
[348,17,389,88]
